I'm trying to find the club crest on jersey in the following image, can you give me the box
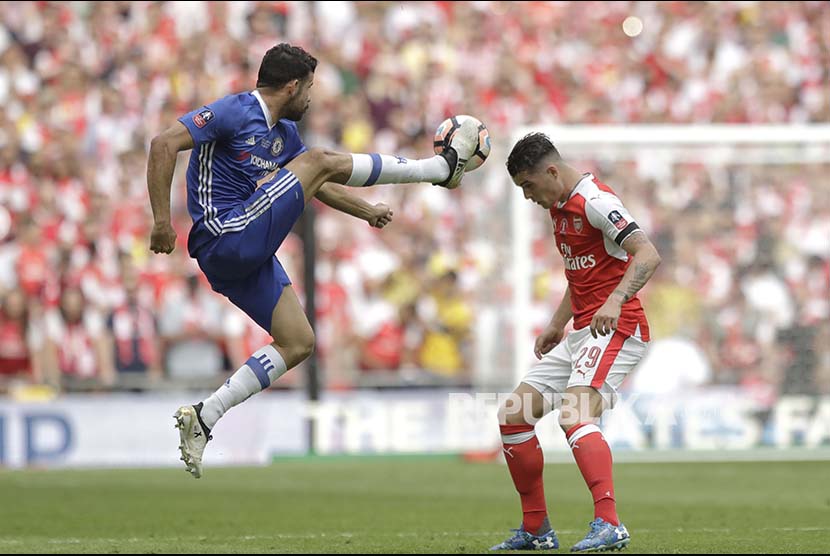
[573,216,583,233]
[270,137,284,156]
[193,108,214,128]
[608,210,628,231]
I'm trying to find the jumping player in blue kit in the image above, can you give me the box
[147,44,481,478]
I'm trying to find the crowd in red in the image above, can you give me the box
[0,2,827,393]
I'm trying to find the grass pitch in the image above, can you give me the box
[1,459,828,553]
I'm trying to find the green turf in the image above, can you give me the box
[1,460,828,553]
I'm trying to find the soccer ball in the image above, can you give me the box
[433,115,491,172]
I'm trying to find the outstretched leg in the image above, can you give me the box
[278,117,481,202]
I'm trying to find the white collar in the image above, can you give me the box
[252,90,275,129]
[557,173,593,208]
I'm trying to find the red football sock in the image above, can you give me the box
[566,423,619,526]
[500,424,548,534]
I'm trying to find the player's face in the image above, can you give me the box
[285,74,314,121]
[514,165,566,209]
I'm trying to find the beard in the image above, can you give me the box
[284,97,309,121]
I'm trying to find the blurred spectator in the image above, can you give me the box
[354,274,406,374]
[106,260,162,385]
[418,271,473,379]
[15,219,49,300]
[0,288,42,387]
[43,286,115,389]
[0,1,827,393]
[158,274,225,381]
[627,336,712,395]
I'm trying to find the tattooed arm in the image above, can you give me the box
[611,232,662,303]
[590,231,662,338]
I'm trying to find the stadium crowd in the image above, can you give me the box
[0,1,828,395]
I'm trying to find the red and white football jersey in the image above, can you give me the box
[550,174,650,340]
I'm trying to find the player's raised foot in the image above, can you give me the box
[433,117,480,189]
[490,521,559,551]
[570,518,629,552]
[173,402,212,479]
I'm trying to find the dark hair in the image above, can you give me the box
[506,132,562,177]
[257,43,318,89]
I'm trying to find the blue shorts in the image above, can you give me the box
[195,169,305,333]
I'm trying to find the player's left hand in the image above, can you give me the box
[368,203,393,229]
[591,298,622,338]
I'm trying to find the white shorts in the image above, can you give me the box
[521,325,648,408]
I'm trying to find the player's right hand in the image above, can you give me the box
[150,222,177,254]
[368,203,393,229]
[534,325,565,360]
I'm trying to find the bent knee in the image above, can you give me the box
[303,147,347,167]
[503,411,532,426]
[302,147,328,164]
[297,331,315,361]
[273,331,315,367]
[286,147,352,187]
[558,411,592,433]
[288,331,315,363]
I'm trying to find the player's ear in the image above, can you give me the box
[546,164,559,180]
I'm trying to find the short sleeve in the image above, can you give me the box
[584,191,642,246]
[178,95,240,146]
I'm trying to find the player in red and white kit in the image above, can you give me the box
[490,133,662,552]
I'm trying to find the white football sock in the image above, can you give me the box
[200,345,288,429]
[345,153,450,186]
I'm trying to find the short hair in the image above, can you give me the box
[257,43,318,89]
[506,132,562,177]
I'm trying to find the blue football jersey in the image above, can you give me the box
[178,90,307,256]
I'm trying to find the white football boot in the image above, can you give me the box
[173,402,212,479]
